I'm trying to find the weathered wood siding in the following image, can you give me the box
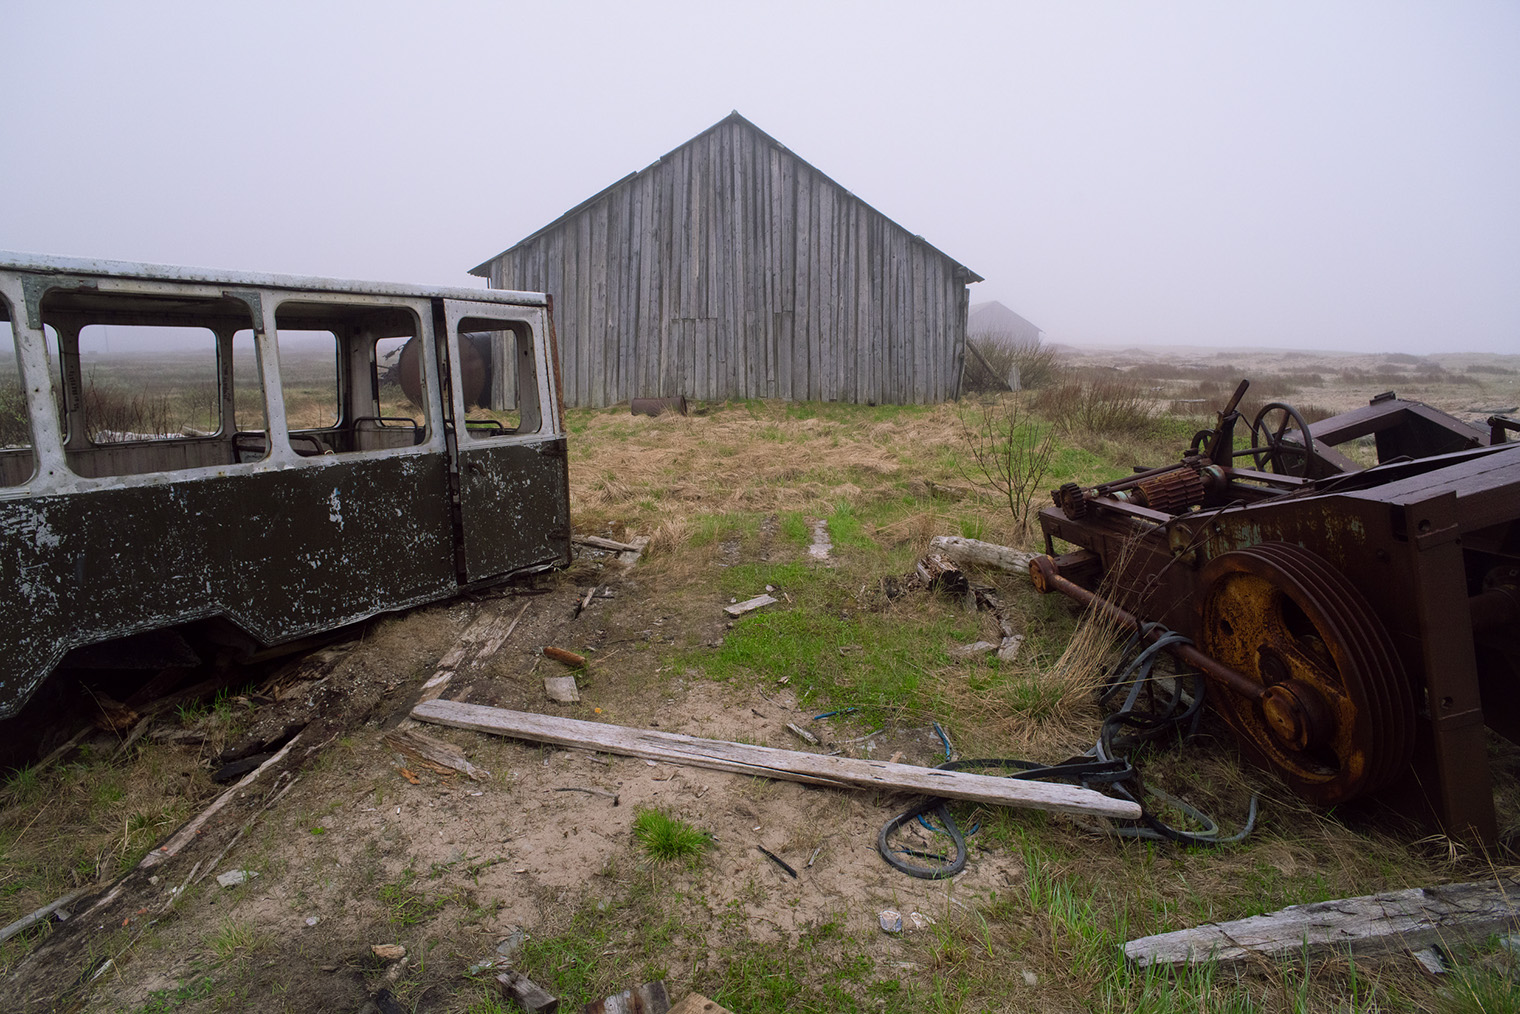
[477,116,976,408]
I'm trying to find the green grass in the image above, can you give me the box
[377,867,450,927]
[631,808,712,865]
[133,974,217,1012]
[208,919,265,961]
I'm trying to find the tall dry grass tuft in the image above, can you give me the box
[646,516,695,559]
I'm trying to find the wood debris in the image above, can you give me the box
[951,641,999,659]
[785,722,820,746]
[668,995,735,1014]
[574,534,642,553]
[543,646,588,668]
[384,728,491,781]
[497,970,558,1012]
[544,676,581,703]
[411,700,1142,820]
[1124,878,1520,967]
[583,979,669,1013]
[417,601,530,705]
[724,594,777,617]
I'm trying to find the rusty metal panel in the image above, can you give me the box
[456,438,571,582]
[0,454,456,717]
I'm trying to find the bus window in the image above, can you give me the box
[277,328,339,452]
[77,323,219,444]
[231,329,266,434]
[275,301,426,456]
[1,313,33,487]
[457,318,540,441]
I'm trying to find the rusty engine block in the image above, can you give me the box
[1032,382,1520,843]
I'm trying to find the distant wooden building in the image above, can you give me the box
[968,301,1042,348]
[469,112,981,407]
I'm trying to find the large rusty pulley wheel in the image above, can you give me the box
[1200,542,1414,805]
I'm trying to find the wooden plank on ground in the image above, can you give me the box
[411,700,1142,820]
[1124,879,1520,968]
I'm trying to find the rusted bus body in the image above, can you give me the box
[0,253,571,719]
[1034,386,1520,842]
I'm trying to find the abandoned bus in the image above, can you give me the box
[0,253,570,719]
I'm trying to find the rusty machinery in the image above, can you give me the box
[1031,381,1520,843]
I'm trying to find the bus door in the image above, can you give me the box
[440,299,570,583]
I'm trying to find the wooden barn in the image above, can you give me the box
[469,112,981,408]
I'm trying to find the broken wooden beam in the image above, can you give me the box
[929,535,1037,574]
[1124,878,1520,967]
[383,728,491,781]
[410,700,1142,820]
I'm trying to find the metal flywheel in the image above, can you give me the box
[1199,542,1415,805]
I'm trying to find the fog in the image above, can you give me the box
[1,1,1515,354]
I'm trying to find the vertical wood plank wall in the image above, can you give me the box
[483,119,972,408]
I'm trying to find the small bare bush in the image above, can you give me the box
[1033,377,1154,436]
[957,395,1056,538]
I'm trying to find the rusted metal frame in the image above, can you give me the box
[1029,556,1265,703]
[1308,400,1415,445]
[1397,490,1498,843]
[1219,466,1307,489]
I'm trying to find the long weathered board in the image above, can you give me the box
[1125,879,1520,967]
[410,699,1142,820]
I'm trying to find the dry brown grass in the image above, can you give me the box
[567,402,966,538]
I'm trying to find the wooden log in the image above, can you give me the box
[1124,879,1520,968]
[383,729,491,781]
[929,535,1037,574]
[411,700,1142,820]
[543,647,587,668]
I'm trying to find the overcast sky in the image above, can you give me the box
[2,1,1515,354]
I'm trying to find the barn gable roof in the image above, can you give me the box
[469,110,981,283]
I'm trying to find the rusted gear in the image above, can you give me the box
[1054,482,1087,519]
[1134,467,1205,513]
[1199,542,1414,805]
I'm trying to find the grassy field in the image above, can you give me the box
[3,354,1520,1012]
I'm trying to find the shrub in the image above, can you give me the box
[1033,377,1154,436]
[963,331,1059,393]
